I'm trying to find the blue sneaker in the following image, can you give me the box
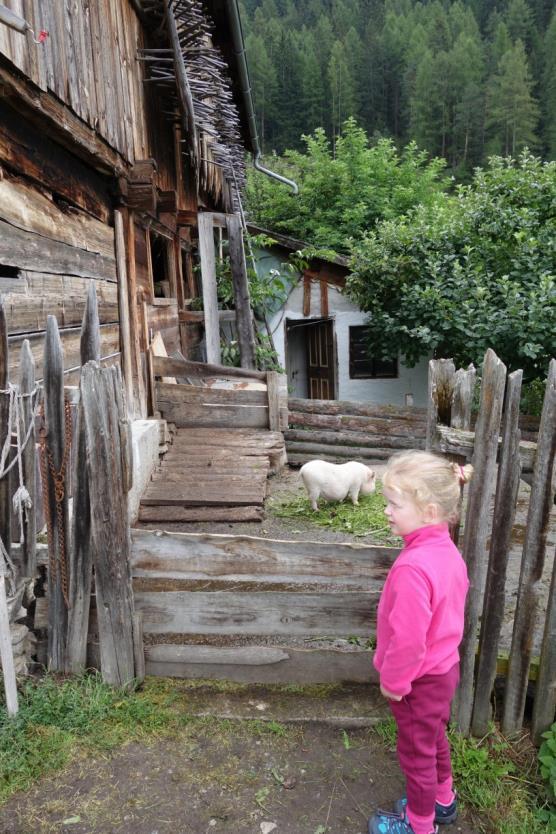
[368,810,438,834]
[393,796,458,825]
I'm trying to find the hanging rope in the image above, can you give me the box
[0,384,40,594]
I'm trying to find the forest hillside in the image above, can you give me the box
[242,0,556,174]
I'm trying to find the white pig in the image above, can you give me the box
[300,459,376,511]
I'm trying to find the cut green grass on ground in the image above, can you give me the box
[270,482,400,544]
[1,676,553,833]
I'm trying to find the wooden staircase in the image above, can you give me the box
[138,355,287,523]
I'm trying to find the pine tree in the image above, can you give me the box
[328,40,358,149]
[245,33,278,153]
[487,40,540,156]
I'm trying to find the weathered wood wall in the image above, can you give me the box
[0,0,149,164]
[286,398,427,464]
[129,529,395,684]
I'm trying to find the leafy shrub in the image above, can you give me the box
[538,723,556,829]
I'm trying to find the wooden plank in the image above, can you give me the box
[0,575,18,715]
[451,365,476,430]
[0,174,115,258]
[471,370,523,736]
[138,505,264,523]
[0,219,117,281]
[7,323,119,384]
[156,400,269,429]
[131,530,396,581]
[2,273,118,335]
[81,362,136,687]
[226,214,256,369]
[126,212,146,418]
[288,410,425,437]
[303,275,311,316]
[18,340,36,579]
[156,381,268,406]
[288,450,391,465]
[532,545,556,741]
[152,355,267,381]
[285,428,420,451]
[144,643,378,685]
[433,424,536,473]
[134,590,377,636]
[197,213,220,364]
[455,349,507,735]
[288,398,426,421]
[426,358,455,449]
[66,285,100,673]
[320,278,329,318]
[140,496,266,509]
[114,211,134,412]
[503,359,556,735]
[43,316,70,672]
[64,0,82,120]
[266,371,280,432]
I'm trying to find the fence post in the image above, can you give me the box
[80,362,136,687]
[451,365,476,430]
[426,359,455,450]
[266,371,280,432]
[198,212,221,364]
[0,304,11,571]
[0,572,18,715]
[471,369,522,736]
[19,340,36,579]
[503,359,556,736]
[43,315,70,672]
[455,349,506,735]
[67,285,100,673]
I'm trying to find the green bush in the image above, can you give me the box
[538,723,556,829]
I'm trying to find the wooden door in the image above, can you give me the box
[307,320,335,399]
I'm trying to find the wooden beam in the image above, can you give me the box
[152,354,266,381]
[114,211,134,413]
[198,212,221,364]
[303,275,311,317]
[226,214,257,369]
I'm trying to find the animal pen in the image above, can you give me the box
[0,286,554,744]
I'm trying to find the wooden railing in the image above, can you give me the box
[151,355,288,432]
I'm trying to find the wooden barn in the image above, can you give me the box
[0,0,265,418]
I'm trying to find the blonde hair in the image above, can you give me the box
[382,450,473,524]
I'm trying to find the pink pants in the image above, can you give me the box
[388,663,460,818]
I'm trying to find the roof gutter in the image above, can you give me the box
[224,0,298,195]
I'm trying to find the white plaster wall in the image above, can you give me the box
[127,419,163,523]
[268,281,429,407]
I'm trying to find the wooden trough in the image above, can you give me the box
[130,529,397,684]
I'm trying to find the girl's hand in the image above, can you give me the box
[380,684,402,701]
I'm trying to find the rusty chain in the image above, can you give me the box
[38,397,73,608]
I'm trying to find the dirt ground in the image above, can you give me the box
[0,682,480,834]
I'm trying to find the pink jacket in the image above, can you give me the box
[373,523,469,697]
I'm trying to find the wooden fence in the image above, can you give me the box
[130,529,391,684]
[286,397,427,464]
[0,287,144,713]
[428,350,556,742]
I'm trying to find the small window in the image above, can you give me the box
[349,326,398,379]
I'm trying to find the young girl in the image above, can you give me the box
[368,450,473,834]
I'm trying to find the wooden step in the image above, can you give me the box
[137,505,264,523]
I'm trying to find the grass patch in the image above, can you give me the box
[372,719,549,833]
[270,482,400,544]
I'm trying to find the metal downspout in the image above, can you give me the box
[225,0,298,194]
